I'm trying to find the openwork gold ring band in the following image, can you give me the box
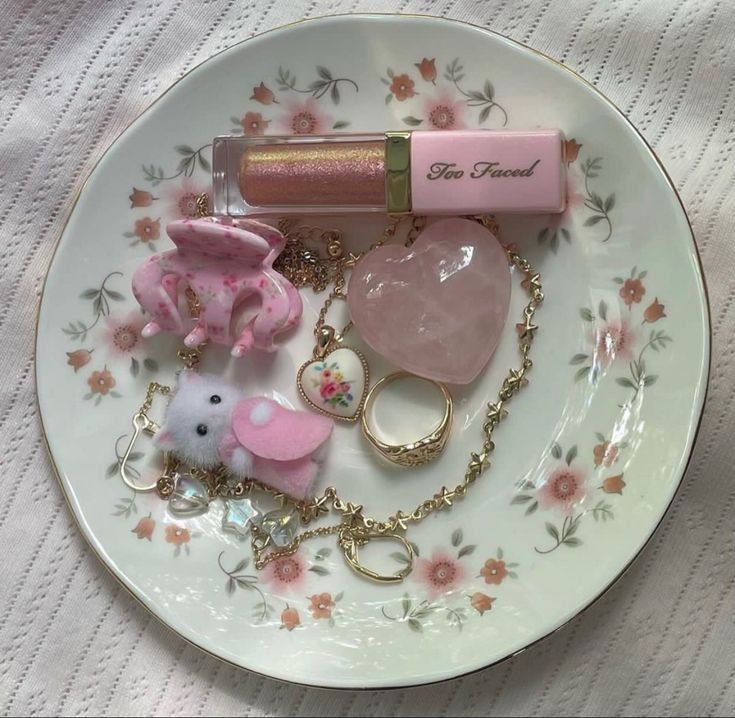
[361,371,453,467]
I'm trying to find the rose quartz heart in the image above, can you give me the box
[347,218,511,384]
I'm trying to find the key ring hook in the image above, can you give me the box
[119,412,160,492]
[339,527,414,583]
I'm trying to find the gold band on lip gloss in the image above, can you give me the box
[384,131,412,214]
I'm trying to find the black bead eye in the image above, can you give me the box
[209,394,221,404]
[196,424,208,436]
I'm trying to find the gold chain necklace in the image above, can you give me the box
[283,216,427,423]
[123,213,543,583]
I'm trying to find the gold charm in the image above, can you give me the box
[297,326,369,422]
[339,526,415,583]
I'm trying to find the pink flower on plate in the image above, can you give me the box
[538,467,587,515]
[479,559,508,586]
[66,348,93,372]
[261,552,306,592]
[166,177,208,219]
[102,311,146,359]
[277,98,331,135]
[564,139,582,165]
[416,550,466,598]
[423,88,465,130]
[390,74,416,101]
[558,173,585,222]
[593,319,635,369]
[241,111,271,136]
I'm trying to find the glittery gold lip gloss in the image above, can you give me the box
[240,141,386,208]
[212,130,566,216]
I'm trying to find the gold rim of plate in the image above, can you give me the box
[34,12,712,689]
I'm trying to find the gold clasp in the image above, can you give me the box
[339,527,414,583]
[119,412,160,492]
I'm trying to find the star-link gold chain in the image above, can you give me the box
[132,205,541,583]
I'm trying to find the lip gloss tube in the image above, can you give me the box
[212,129,566,217]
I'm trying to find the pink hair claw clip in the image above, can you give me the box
[132,217,302,357]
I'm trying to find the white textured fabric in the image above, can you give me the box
[1,0,733,715]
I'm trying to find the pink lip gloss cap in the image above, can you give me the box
[410,129,566,214]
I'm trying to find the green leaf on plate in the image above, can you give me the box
[402,115,423,126]
[615,377,637,388]
[546,522,560,541]
[198,154,211,172]
[402,594,411,618]
[575,366,592,382]
[231,558,249,574]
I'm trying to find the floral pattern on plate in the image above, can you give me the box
[381,57,508,129]
[219,549,346,627]
[37,15,707,687]
[511,438,627,553]
[67,46,670,616]
[571,267,672,400]
[383,530,519,632]
[62,271,160,398]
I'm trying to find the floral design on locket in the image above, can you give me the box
[312,361,355,409]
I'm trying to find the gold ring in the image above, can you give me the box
[361,371,453,467]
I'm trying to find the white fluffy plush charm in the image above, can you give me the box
[154,371,333,500]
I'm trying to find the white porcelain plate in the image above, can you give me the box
[36,15,709,688]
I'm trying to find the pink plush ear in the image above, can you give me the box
[153,429,177,450]
[232,398,333,461]
[178,369,200,387]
